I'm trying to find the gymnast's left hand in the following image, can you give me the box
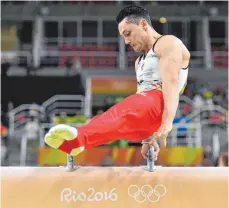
[141,141,160,160]
[150,122,173,148]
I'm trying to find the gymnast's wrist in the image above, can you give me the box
[141,137,152,144]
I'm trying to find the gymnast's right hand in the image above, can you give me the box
[141,141,160,161]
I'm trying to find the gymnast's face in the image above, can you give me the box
[118,17,148,52]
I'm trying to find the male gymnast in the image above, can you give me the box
[44,5,190,161]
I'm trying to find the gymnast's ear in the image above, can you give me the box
[139,19,148,31]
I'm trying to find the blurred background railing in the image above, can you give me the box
[1,1,228,71]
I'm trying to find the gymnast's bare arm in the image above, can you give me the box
[150,35,190,147]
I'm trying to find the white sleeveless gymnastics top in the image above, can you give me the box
[136,37,188,94]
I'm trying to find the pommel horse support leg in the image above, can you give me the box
[62,145,161,172]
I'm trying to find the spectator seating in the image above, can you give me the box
[59,44,118,68]
[212,45,228,69]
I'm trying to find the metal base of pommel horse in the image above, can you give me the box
[61,145,162,172]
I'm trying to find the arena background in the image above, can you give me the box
[1,0,228,168]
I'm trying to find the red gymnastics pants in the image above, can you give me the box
[59,89,164,153]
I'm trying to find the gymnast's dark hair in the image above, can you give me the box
[116,5,152,26]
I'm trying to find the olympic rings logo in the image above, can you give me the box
[128,185,167,203]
